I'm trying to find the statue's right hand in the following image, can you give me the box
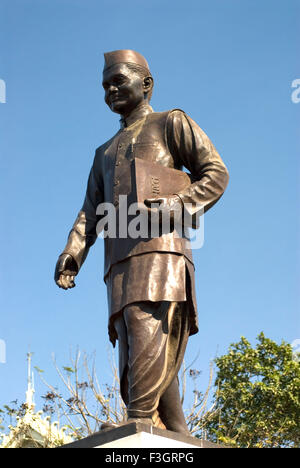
[54,254,78,290]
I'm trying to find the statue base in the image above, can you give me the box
[60,421,222,448]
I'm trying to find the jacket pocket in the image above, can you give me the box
[132,142,159,162]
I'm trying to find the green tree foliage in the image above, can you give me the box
[204,333,300,448]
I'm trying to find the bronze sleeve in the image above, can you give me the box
[166,110,229,219]
[61,151,104,271]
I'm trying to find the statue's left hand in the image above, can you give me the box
[144,194,183,222]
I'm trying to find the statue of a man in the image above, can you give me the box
[54,50,229,434]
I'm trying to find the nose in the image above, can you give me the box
[108,84,118,94]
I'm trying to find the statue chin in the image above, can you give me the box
[110,101,127,115]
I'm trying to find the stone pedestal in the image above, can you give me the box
[60,421,222,448]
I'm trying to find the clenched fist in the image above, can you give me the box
[54,254,78,290]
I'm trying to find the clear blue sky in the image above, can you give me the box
[0,0,299,420]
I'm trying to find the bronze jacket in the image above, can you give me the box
[61,105,229,278]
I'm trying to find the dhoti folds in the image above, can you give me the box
[114,300,190,420]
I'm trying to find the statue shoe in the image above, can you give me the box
[100,421,119,430]
[100,417,152,431]
[126,417,153,425]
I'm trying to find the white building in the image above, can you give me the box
[0,354,73,448]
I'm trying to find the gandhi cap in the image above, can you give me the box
[103,49,150,72]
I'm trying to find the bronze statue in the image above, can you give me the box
[54,50,229,434]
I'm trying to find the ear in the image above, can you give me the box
[143,76,154,94]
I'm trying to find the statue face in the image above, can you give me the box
[102,63,145,116]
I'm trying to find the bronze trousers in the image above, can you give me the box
[114,300,190,419]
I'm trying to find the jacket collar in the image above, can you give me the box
[120,103,153,129]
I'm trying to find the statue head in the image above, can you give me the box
[102,50,154,117]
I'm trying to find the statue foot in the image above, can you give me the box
[127,417,153,425]
[100,421,119,430]
[165,422,190,436]
[100,417,153,431]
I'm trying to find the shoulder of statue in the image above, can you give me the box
[151,108,186,117]
[146,109,187,128]
[95,130,121,156]
[164,108,188,122]
[167,108,188,118]
[164,109,190,129]
[168,108,186,114]
[95,144,104,155]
